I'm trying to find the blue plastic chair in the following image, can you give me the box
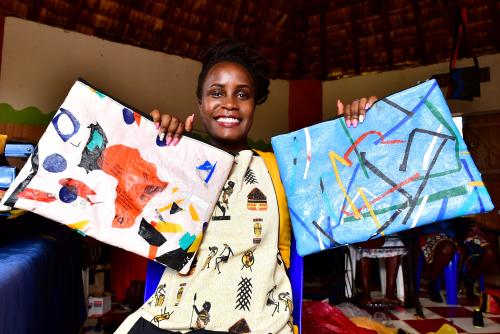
[416,251,485,304]
[144,236,304,333]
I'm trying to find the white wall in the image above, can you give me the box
[323,54,500,119]
[0,17,289,142]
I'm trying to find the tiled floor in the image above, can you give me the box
[373,296,500,334]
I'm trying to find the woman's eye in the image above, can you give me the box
[237,91,248,99]
[210,90,223,97]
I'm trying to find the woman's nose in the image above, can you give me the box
[223,95,238,109]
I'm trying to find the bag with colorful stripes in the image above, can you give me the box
[272,79,493,256]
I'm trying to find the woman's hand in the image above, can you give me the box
[150,110,194,146]
[337,96,377,128]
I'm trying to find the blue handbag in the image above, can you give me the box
[271,79,493,256]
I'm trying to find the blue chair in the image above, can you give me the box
[144,236,304,333]
[416,251,485,304]
[0,143,35,189]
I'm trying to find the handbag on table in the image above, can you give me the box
[1,79,234,273]
[272,79,493,256]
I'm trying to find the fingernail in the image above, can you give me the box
[366,103,372,109]
[159,132,165,141]
[359,115,365,123]
[155,122,160,130]
[172,137,180,146]
[346,120,351,128]
[166,136,172,146]
[353,119,358,128]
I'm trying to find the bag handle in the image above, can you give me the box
[447,7,479,98]
[449,7,479,71]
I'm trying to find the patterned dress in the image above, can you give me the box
[115,150,294,334]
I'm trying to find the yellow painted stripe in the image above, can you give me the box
[155,221,184,233]
[468,181,484,187]
[329,151,361,219]
[460,151,470,155]
[189,204,200,221]
[187,234,203,253]
[68,219,90,230]
[358,188,384,236]
[158,199,185,212]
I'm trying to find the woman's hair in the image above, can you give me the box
[196,39,270,105]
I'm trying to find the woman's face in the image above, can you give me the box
[198,61,256,151]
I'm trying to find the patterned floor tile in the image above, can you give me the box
[389,307,441,320]
[426,306,474,318]
[451,318,500,334]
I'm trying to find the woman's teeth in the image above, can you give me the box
[217,117,240,124]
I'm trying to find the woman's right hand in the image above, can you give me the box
[150,110,195,146]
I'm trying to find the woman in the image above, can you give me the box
[116,39,376,334]
[354,236,407,307]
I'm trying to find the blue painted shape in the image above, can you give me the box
[42,153,67,173]
[59,186,77,203]
[178,233,196,250]
[51,108,80,142]
[196,160,217,183]
[94,90,107,99]
[86,129,104,151]
[122,108,135,125]
[156,135,167,147]
[436,197,448,222]
[271,79,494,256]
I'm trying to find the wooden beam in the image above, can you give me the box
[320,0,328,79]
[350,2,361,75]
[0,13,4,79]
[252,0,270,44]
[197,0,219,51]
[64,0,86,31]
[233,1,246,40]
[28,0,44,21]
[380,0,393,68]
[116,0,133,40]
[412,0,428,65]
[293,8,310,79]
[156,0,180,52]
[276,2,295,78]
[488,0,500,51]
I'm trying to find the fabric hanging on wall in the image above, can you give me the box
[272,79,493,256]
[1,79,234,274]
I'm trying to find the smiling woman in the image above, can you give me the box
[198,61,256,152]
[115,39,375,334]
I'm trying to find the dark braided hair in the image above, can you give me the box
[196,39,270,105]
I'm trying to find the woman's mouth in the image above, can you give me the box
[215,116,241,127]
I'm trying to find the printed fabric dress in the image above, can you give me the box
[115,150,294,334]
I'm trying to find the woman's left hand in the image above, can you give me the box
[337,96,377,128]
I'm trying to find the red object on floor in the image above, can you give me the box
[111,248,148,302]
[405,318,465,333]
[302,300,377,334]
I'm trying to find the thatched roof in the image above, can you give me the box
[1,0,498,80]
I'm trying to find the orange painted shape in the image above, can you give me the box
[18,188,57,203]
[101,145,168,228]
[148,245,158,259]
[134,112,142,126]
